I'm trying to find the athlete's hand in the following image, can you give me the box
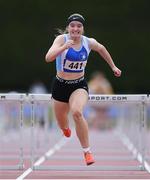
[63,40,74,49]
[112,66,122,77]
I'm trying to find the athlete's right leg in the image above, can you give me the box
[52,99,70,136]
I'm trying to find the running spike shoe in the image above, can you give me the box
[62,128,71,137]
[84,151,95,165]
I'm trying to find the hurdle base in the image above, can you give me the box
[33,165,144,171]
[0,164,24,170]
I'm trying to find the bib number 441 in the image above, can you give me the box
[68,62,83,70]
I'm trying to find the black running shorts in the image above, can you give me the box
[51,76,89,103]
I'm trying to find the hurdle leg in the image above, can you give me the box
[18,99,24,169]
[138,100,146,169]
[30,99,35,168]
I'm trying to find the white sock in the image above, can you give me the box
[83,147,91,153]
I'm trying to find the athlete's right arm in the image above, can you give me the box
[45,35,74,62]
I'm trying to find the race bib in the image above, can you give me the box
[63,59,87,72]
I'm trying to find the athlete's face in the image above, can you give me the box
[68,21,84,38]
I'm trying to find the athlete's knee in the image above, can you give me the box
[71,108,83,121]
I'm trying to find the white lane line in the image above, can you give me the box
[116,131,150,173]
[16,137,70,180]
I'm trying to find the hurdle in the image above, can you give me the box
[27,94,150,171]
[0,93,26,170]
[1,93,149,171]
[114,94,147,170]
[28,94,53,168]
[145,95,150,164]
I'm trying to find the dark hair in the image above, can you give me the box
[67,13,85,25]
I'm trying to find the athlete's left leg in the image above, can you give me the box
[69,89,89,148]
[69,89,95,165]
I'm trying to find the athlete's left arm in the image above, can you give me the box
[89,38,121,77]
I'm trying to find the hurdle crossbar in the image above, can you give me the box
[28,94,147,102]
[0,93,26,101]
[88,94,147,102]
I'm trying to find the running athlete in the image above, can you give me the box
[45,13,121,165]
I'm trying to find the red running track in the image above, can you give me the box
[0,129,150,179]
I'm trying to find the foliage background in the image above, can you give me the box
[0,0,149,93]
